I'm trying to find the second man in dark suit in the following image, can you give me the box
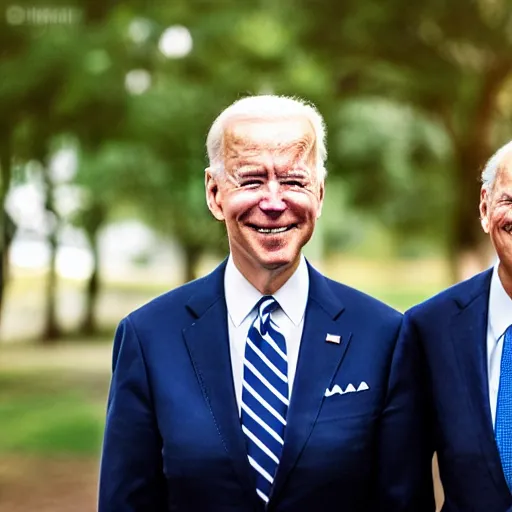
[402,140,512,511]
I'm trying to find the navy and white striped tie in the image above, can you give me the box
[496,325,512,491]
[241,296,289,504]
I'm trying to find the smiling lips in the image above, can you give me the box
[248,223,297,234]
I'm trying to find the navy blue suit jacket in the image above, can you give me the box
[403,269,512,512]
[99,261,434,511]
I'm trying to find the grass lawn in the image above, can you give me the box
[0,278,447,455]
[370,287,440,312]
[0,257,453,511]
[0,369,109,456]
[0,347,445,511]
[0,255,453,455]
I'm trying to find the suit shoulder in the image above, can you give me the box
[126,273,215,325]
[407,268,492,318]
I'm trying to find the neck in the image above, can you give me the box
[497,263,512,300]
[232,256,301,295]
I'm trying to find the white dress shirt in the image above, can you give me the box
[224,255,309,414]
[487,265,512,428]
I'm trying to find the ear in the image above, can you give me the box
[479,187,490,233]
[205,168,225,221]
[316,180,325,219]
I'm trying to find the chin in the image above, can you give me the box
[256,251,299,271]
[260,260,293,271]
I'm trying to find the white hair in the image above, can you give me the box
[481,140,512,191]
[206,95,327,180]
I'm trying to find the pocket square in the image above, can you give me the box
[325,381,370,397]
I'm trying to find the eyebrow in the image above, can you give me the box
[235,167,266,177]
[277,165,312,177]
[278,174,309,183]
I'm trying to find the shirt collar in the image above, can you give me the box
[488,264,512,343]
[224,254,309,327]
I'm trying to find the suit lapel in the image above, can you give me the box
[182,263,257,502]
[271,265,351,502]
[450,269,509,495]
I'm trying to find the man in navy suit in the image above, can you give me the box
[402,140,512,511]
[98,95,434,511]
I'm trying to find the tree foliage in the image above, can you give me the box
[2,0,512,339]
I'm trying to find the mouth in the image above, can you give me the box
[248,223,297,234]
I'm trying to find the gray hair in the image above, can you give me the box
[206,95,327,180]
[481,140,512,191]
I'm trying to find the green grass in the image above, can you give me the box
[0,256,450,456]
[0,371,108,455]
[370,287,442,312]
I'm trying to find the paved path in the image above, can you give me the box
[0,341,112,373]
[0,455,99,512]
[0,341,444,510]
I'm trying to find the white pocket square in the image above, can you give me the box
[325,381,370,397]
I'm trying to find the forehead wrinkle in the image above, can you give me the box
[299,137,316,164]
[496,152,512,178]
[490,163,512,198]
[222,142,259,174]
[223,133,257,155]
[268,135,316,168]
[221,117,318,173]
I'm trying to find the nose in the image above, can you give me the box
[259,181,286,213]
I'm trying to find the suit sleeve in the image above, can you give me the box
[98,316,167,512]
[374,313,436,512]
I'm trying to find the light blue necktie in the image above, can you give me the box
[241,296,289,504]
[496,324,512,491]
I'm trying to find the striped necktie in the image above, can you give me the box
[241,296,289,504]
[496,324,512,491]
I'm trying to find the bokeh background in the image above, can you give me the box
[1,0,511,510]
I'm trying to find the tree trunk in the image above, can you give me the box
[0,133,13,330]
[448,144,489,282]
[42,228,62,343]
[0,253,6,329]
[445,63,511,282]
[0,234,8,329]
[183,245,202,283]
[80,227,101,336]
[41,161,62,344]
[0,213,16,331]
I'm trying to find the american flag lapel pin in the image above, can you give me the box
[325,333,341,344]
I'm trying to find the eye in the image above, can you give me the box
[504,224,512,233]
[282,180,305,188]
[240,179,263,188]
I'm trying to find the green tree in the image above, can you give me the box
[1,0,131,339]
[0,22,33,325]
[297,0,512,277]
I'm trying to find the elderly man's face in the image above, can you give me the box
[480,156,512,288]
[206,116,324,282]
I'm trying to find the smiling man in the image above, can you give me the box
[401,141,512,511]
[99,95,434,512]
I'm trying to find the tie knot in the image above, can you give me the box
[256,296,279,333]
[257,295,278,314]
[506,324,512,341]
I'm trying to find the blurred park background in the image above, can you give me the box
[1,0,511,509]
